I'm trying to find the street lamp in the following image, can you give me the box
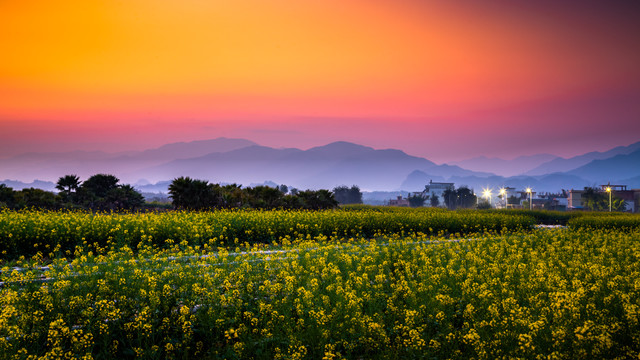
[500,188,507,209]
[606,186,612,212]
[483,188,492,207]
[526,187,532,210]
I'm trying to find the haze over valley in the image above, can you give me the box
[3,138,639,196]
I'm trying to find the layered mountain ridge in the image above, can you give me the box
[2,138,639,193]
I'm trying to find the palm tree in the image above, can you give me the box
[168,177,213,210]
[168,177,193,209]
[56,175,81,195]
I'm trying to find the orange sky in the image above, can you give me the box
[1,0,639,162]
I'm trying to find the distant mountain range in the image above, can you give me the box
[1,137,639,194]
[567,149,640,183]
[0,138,257,182]
[140,141,490,190]
[450,154,559,177]
[524,141,640,176]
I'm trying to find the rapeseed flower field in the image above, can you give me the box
[1,209,639,359]
[0,208,533,262]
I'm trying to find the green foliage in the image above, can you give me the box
[13,188,62,209]
[568,213,640,230]
[485,208,627,226]
[476,200,491,210]
[0,184,15,208]
[407,195,426,207]
[80,174,119,198]
[104,184,145,211]
[456,186,477,208]
[333,185,363,205]
[429,193,440,207]
[444,187,477,210]
[487,209,576,225]
[168,177,219,210]
[443,188,456,209]
[0,185,62,210]
[295,189,338,210]
[582,187,627,211]
[245,185,285,209]
[69,174,145,211]
[55,174,81,198]
[168,178,339,210]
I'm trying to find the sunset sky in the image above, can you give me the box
[1,0,639,163]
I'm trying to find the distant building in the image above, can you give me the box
[388,196,410,207]
[517,190,537,201]
[501,187,518,208]
[600,185,638,213]
[568,190,584,210]
[550,197,568,211]
[568,184,640,212]
[420,180,454,206]
[530,198,549,210]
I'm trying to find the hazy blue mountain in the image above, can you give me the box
[0,137,257,182]
[3,138,637,193]
[144,141,493,191]
[620,175,640,189]
[145,145,304,185]
[526,141,640,175]
[131,138,258,160]
[533,173,591,191]
[305,141,375,158]
[566,149,640,183]
[400,170,446,191]
[450,154,558,177]
[133,180,172,194]
[424,163,494,178]
[0,179,57,192]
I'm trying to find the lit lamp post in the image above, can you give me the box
[526,187,532,210]
[606,186,612,212]
[500,188,507,209]
[483,189,492,208]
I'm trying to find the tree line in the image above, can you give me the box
[0,174,144,211]
[168,177,346,210]
[0,175,363,211]
[401,186,477,209]
[0,173,365,211]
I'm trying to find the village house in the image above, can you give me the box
[388,195,410,207]
[568,185,640,212]
[420,180,455,203]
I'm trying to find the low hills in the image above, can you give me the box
[1,138,639,193]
